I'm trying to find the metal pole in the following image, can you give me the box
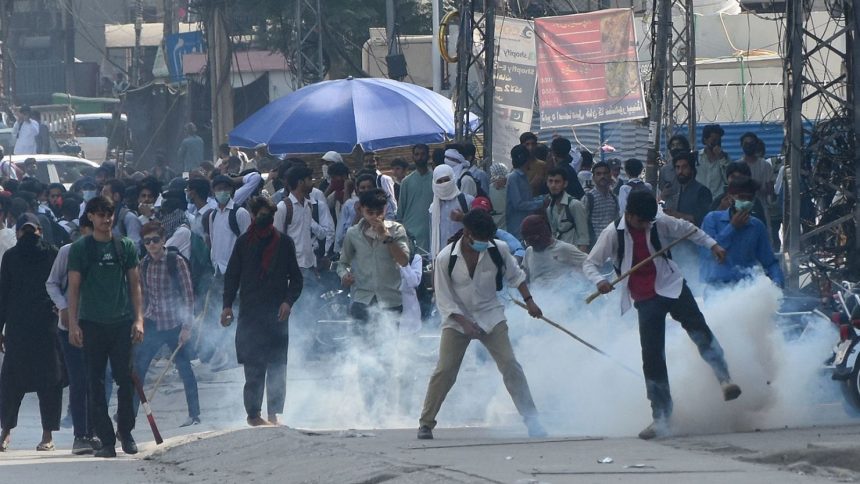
[386,0,396,55]
[645,0,671,187]
[432,0,441,92]
[454,0,472,142]
[132,0,143,85]
[483,0,494,163]
[208,3,233,154]
[685,0,696,147]
[783,0,803,290]
[294,0,303,89]
[850,0,860,275]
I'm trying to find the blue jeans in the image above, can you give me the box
[133,321,200,419]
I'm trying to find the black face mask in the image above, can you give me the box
[18,232,39,247]
[255,214,274,228]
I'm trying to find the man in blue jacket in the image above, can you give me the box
[701,176,784,289]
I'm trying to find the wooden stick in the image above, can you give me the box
[585,229,698,304]
[132,372,164,445]
[147,342,184,403]
[510,299,641,378]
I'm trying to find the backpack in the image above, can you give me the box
[50,218,71,247]
[203,206,241,238]
[446,238,506,291]
[627,178,651,194]
[455,193,469,214]
[65,220,80,242]
[585,190,619,245]
[81,235,129,279]
[282,197,327,259]
[613,218,670,275]
[112,206,131,236]
[457,171,488,198]
[548,197,578,237]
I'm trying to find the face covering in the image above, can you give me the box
[82,190,97,202]
[734,199,754,212]
[255,213,274,227]
[214,191,231,205]
[18,232,39,248]
[742,144,757,157]
[470,239,489,252]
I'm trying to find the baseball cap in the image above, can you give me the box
[470,196,493,212]
[16,213,41,231]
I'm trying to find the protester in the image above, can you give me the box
[460,142,490,195]
[418,209,547,440]
[222,197,302,426]
[701,177,784,288]
[442,147,469,181]
[396,143,433,253]
[337,188,409,330]
[390,158,408,202]
[11,105,40,155]
[319,151,344,193]
[617,158,652,216]
[0,214,61,452]
[67,196,144,457]
[697,124,730,199]
[429,165,473,256]
[487,161,509,230]
[48,182,66,218]
[583,190,741,440]
[658,134,692,201]
[470,197,525,261]
[177,122,205,173]
[583,161,619,247]
[102,179,143,245]
[710,162,767,222]
[506,145,543,240]
[363,151,398,215]
[520,132,547,195]
[577,150,594,191]
[549,137,585,199]
[274,166,328,272]
[544,167,589,251]
[136,177,162,225]
[521,215,586,286]
[185,177,216,237]
[663,152,712,227]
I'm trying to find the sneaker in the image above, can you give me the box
[417,425,433,440]
[638,420,669,440]
[116,431,138,455]
[722,382,742,401]
[94,445,117,458]
[179,416,201,428]
[525,417,548,438]
[72,437,94,455]
[87,436,103,451]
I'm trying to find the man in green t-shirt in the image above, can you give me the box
[67,195,144,458]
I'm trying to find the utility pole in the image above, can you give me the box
[163,0,178,38]
[207,1,232,152]
[783,0,803,289]
[132,0,143,86]
[63,0,76,94]
[431,0,441,92]
[293,0,324,89]
[644,0,671,187]
[665,0,696,146]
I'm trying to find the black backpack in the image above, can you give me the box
[457,171,488,198]
[548,196,578,237]
[202,206,241,238]
[613,218,670,275]
[446,238,505,291]
[281,197,327,259]
[140,250,185,295]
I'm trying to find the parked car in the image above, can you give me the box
[10,154,99,189]
[0,128,82,157]
[74,113,129,163]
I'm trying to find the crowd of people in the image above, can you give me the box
[0,123,787,455]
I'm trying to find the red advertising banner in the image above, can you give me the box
[535,9,646,128]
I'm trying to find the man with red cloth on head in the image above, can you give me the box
[221,197,303,427]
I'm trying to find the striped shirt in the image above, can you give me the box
[141,252,194,332]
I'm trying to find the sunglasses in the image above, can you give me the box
[143,236,162,245]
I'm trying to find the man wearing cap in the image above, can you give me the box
[0,213,61,452]
[396,144,433,253]
[319,151,344,194]
[12,105,40,155]
[520,214,586,287]
[177,123,204,173]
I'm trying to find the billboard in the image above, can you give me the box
[535,9,646,129]
[492,17,538,167]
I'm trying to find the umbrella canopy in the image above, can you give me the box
[229,77,473,155]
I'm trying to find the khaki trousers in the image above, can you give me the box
[419,322,538,429]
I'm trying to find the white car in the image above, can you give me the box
[11,154,100,189]
[74,113,129,163]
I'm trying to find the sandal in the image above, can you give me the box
[36,442,55,451]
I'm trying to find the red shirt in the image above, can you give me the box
[628,227,657,302]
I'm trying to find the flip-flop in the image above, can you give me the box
[36,442,55,451]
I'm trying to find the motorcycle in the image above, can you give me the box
[823,279,860,411]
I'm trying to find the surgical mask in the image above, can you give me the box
[470,239,489,252]
[255,213,274,227]
[82,190,97,202]
[214,191,231,205]
[734,199,754,212]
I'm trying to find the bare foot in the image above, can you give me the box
[247,416,270,427]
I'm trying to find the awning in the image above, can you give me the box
[182,50,290,75]
[105,22,200,48]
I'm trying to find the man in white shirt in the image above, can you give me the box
[583,190,740,440]
[274,166,327,271]
[417,209,547,440]
[363,152,398,215]
[12,105,40,155]
[520,215,586,287]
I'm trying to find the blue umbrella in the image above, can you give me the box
[229,77,474,154]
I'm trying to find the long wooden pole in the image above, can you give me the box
[585,229,698,304]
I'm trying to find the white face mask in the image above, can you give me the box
[432,180,459,200]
